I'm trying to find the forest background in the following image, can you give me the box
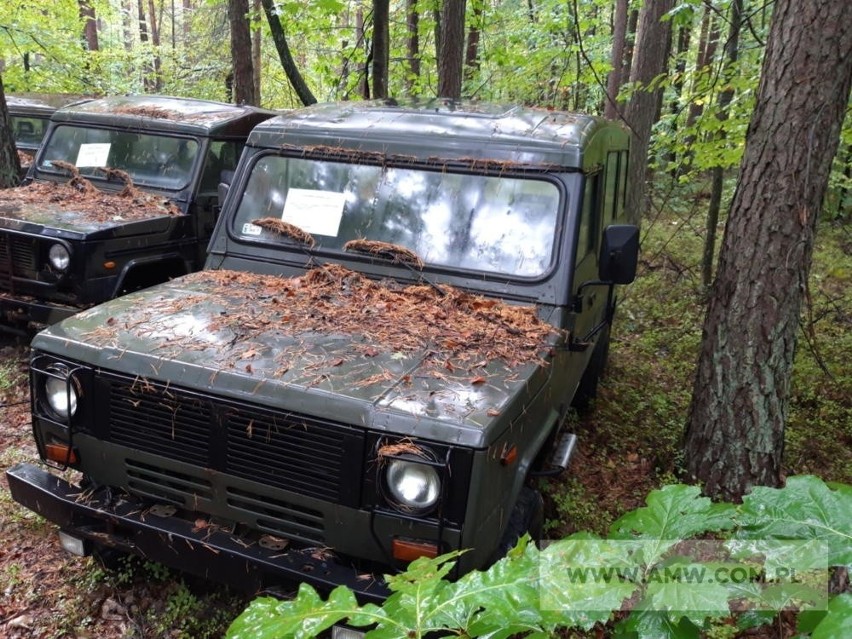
[0,0,850,637]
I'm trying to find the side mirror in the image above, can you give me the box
[598,224,639,284]
[216,170,235,210]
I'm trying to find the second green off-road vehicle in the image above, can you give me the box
[0,95,275,332]
[8,99,638,601]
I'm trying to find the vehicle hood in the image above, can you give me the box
[35,267,559,447]
[0,199,178,240]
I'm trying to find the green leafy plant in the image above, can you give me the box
[226,476,851,639]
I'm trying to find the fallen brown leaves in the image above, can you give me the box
[165,263,561,368]
[1,171,181,223]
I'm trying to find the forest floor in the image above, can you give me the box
[0,196,849,638]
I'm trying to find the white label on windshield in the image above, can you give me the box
[281,188,345,237]
[242,222,262,236]
[75,143,111,167]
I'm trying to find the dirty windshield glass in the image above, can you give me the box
[37,125,199,191]
[232,156,562,278]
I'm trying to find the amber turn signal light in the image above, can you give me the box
[45,443,78,465]
[392,538,439,562]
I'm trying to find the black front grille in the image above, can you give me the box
[109,379,212,466]
[0,232,39,290]
[102,373,365,506]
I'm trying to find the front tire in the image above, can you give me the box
[493,486,544,560]
[572,323,611,410]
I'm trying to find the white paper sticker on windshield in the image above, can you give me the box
[281,188,345,237]
[75,143,111,168]
[242,222,262,236]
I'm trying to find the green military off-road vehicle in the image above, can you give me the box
[6,95,56,175]
[7,100,638,601]
[0,95,275,332]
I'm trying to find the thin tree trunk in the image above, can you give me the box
[252,0,262,103]
[260,0,316,105]
[464,0,483,83]
[685,0,852,501]
[622,0,674,223]
[229,0,257,105]
[621,8,638,83]
[702,0,742,289]
[372,0,389,99]
[405,0,420,95]
[357,7,369,99]
[604,0,628,120]
[148,0,163,91]
[137,0,156,92]
[438,0,466,98]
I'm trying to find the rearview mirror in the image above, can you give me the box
[598,224,639,284]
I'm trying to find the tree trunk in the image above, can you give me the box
[148,0,163,91]
[438,0,466,99]
[252,0,262,103]
[464,0,483,83]
[137,0,155,91]
[229,0,257,105]
[372,0,389,99]
[604,0,628,120]
[684,0,852,501]
[0,76,22,188]
[621,8,638,83]
[260,0,316,105]
[622,0,674,223]
[701,0,742,289]
[357,7,369,99]
[79,0,100,51]
[405,0,420,95]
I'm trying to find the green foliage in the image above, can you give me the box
[226,477,852,639]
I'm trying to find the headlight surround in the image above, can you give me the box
[43,365,79,419]
[48,243,71,271]
[385,457,442,514]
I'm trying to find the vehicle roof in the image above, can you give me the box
[248,99,628,169]
[7,95,56,118]
[51,95,278,136]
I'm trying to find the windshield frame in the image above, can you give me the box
[225,150,569,284]
[35,123,202,193]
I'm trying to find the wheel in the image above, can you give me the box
[572,323,611,410]
[493,486,544,560]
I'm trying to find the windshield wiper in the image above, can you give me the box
[252,217,316,247]
[343,239,445,296]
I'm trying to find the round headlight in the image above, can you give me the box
[45,372,78,419]
[48,244,71,271]
[386,458,441,513]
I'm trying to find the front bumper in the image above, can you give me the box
[0,293,80,332]
[6,463,391,602]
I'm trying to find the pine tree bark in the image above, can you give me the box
[622,0,674,222]
[684,0,852,501]
[0,76,22,188]
[438,0,466,99]
[464,0,483,83]
[229,0,257,105]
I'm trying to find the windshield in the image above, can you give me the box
[37,124,199,191]
[231,156,562,278]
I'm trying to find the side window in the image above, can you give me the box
[200,140,244,193]
[605,152,619,221]
[576,172,601,263]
